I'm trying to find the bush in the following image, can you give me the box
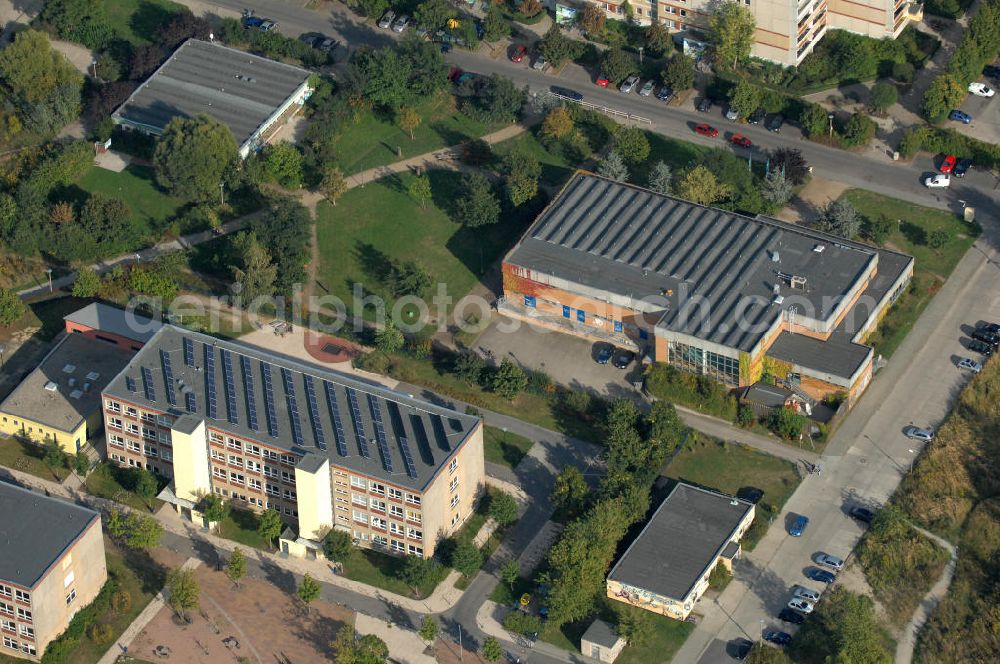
[766,407,809,440]
[708,562,732,591]
[86,622,113,645]
[644,364,738,421]
[891,61,915,83]
[502,610,541,635]
[111,590,131,613]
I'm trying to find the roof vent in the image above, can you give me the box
[67,377,77,387]
[83,382,92,392]
[44,382,58,392]
[813,244,825,253]
[70,390,83,400]
[773,295,785,305]
[771,251,780,263]
[62,364,76,374]
[791,275,807,290]
[730,498,739,506]
[86,371,100,381]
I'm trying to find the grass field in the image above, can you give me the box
[341,548,448,599]
[483,425,534,469]
[84,463,164,513]
[841,189,979,357]
[0,435,71,482]
[329,93,505,175]
[103,0,185,45]
[489,131,576,188]
[632,132,709,185]
[77,164,184,234]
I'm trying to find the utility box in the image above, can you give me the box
[965,206,976,223]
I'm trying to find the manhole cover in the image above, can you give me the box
[322,343,343,354]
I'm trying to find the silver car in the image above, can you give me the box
[816,553,844,570]
[619,75,640,93]
[958,357,983,373]
[378,10,396,29]
[787,598,814,614]
[793,586,821,603]
[532,55,548,71]
[392,14,410,33]
[903,425,934,442]
[639,80,655,96]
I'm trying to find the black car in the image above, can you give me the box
[595,344,614,364]
[550,86,583,101]
[968,339,994,356]
[766,114,785,132]
[849,506,875,523]
[953,158,973,177]
[728,638,753,660]
[981,322,1000,334]
[779,608,806,624]
[697,97,712,112]
[971,328,1000,346]
[764,630,791,646]
[612,350,635,369]
[656,86,674,102]
[984,65,1000,78]
[748,108,766,125]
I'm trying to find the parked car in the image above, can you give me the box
[300,33,337,52]
[984,65,1000,78]
[778,608,806,625]
[849,506,876,523]
[729,639,753,660]
[749,108,766,124]
[595,74,610,87]
[953,158,973,177]
[694,123,719,137]
[923,174,950,188]
[807,568,836,584]
[764,630,791,646]
[697,97,712,112]
[730,134,752,148]
[968,339,994,356]
[949,110,973,124]
[595,345,614,365]
[439,42,452,53]
[788,598,815,614]
[532,55,548,71]
[612,350,635,369]
[377,10,396,29]
[981,322,1000,333]
[656,86,674,102]
[639,80,655,97]
[968,82,995,97]
[903,425,935,442]
[958,357,983,373]
[972,328,1000,346]
[392,14,410,32]
[510,45,527,62]
[725,106,739,121]
[766,114,785,132]
[794,587,822,603]
[940,154,957,173]
[243,15,276,31]
[620,75,640,93]
[815,553,845,570]
[550,86,583,101]
[789,514,809,537]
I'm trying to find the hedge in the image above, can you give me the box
[899,126,1000,170]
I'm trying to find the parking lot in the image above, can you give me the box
[958,66,1000,145]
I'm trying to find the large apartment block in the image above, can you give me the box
[579,0,912,65]
[0,483,107,662]
[100,326,485,559]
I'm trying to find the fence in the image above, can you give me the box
[550,93,653,126]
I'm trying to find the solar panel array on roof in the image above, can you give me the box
[323,380,349,457]
[183,337,194,367]
[140,366,156,402]
[125,376,136,392]
[240,355,259,432]
[368,393,394,473]
[345,387,370,458]
[184,390,196,413]
[204,344,217,420]
[261,362,279,437]
[399,436,417,478]
[220,348,239,425]
[160,350,176,405]
[280,367,304,446]
[303,375,326,450]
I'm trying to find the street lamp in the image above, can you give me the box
[638,46,644,65]
[828,113,834,139]
[134,253,141,266]
[219,182,225,207]
[45,269,52,293]
[908,448,917,473]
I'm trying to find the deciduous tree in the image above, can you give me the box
[869,82,898,114]
[455,174,500,227]
[708,3,756,69]
[769,148,810,185]
[166,568,200,622]
[263,142,304,188]
[226,548,247,588]
[72,268,102,298]
[647,161,673,195]
[321,167,349,205]
[499,559,520,589]
[922,75,965,122]
[551,466,588,519]
[579,5,606,35]
[0,288,26,326]
[538,25,583,68]
[408,174,432,209]
[419,616,439,643]
[323,529,354,562]
[481,636,503,662]
[483,6,509,42]
[601,49,637,85]
[489,491,519,526]
[676,165,731,205]
[297,574,321,612]
[613,126,650,165]
[645,21,672,57]
[816,199,861,238]
[397,106,421,140]
[489,358,528,400]
[662,54,695,91]
[502,149,541,206]
[598,150,629,182]
[230,232,278,305]
[153,114,238,202]
[541,106,574,140]
[727,80,761,119]
[414,0,452,31]
[258,508,284,549]
[0,30,84,135]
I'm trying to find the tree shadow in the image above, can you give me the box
[190,535,224,571]
[291,612,347,654]
[130,0,179,43]
[900,221,927,246]
[119,546,168,595]
[259,557,298,594]
[353,242,394,285]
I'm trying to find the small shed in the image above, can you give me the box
[581,619,627,663]
[741,382,811,419]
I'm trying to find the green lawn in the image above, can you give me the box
[484,425,534,469]
[314,169,539,320]
[841,189,979,357]
[77,164,184,234]
[341,548,448,599]
[329,93,505,175]
[102,0,185,45]
[631,132,709,185]
[217,507,271,550]
[0,436,71,482]
[490,131,576,188]
[83,463,165,513]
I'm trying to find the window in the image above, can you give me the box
[246,444,261,456]
[0,587,8,599]
[266,484,280,496]
[449,477,459,492]
[372,535,388,547]
[350,476,365,488]
[262,449,280,461]
[126,440,140,452]
[159,432,170,445]
[389,522,404,535]
[389,505,404,519]
[246,460,261,473]
[2,637,16,650]
[387,487,403,500]
[162,449,172,462]
[212,467,226,479]
[263,465,279,478]
[63,571,74,588]
[17,625,32,639]
[448,458,458,474]
[144,445,158,457]
[450,494,460,509]
[21,644,35,656]
[16,609,30,623]
[280,454,296,466]
[353,510,368,524]
[106,400,121,413]
[370,500,386,513]
[227,438,242,451]
[281,470,294,483]
[248,478,262,490]
[142,427,156,439]
[408,544,423,556]
[229,455,244,468]
[669,341,704,374]
[126,423,140,435]
[352,494,368,507]
[369,482,385,496]
[407,528,422,541]
[406,510,422,523]
[211,449,225,461]
[405,493,421,506]
[108,417,122,430]
[283,489,296,500]
[0,620,13,632]
[524,295,536,308]
[13,591,28,604]
[0,603,12,617]
[371,517,387,529]
[390,540,406,553]
[109,435,125,449]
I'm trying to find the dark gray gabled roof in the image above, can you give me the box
[0,482,99,588]
[103,326,480,491]
[505,174,879,353]
[581,619,622,648]
[112,39,310,147]
[742,382,794,408]
[64,303,163,344]
[608,483,753,602]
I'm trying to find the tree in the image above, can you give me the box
[767,407,809,439]
[490,358,528,400]
[258,509,284,549]
[541,106,574,140]
[789,588,892,664]
[551,466,588,519]
[199,494,230,534]
[72,267,102,298]
[263,142,304,188]
[481,636,503,662]
[615,605,653,646]
[800,103,831,138]
[746,642,793,664]
[0,288,25,326]
[331,625,390,664]
[662,54,695,91]
[483,6,509,42]
[647,161,673,195]
[419,616,439,643]
[538,25,584,68]
[414,0,452,31]
[455,174,500,228]
[297,574,321,612]
[708,3,756,68]
[598,150,629,182]
[645,21,672,57]
[38,0,114,48]
[465,75,525,123]
[157,9,212,48]
[0,30,84,135]
[602,49,638,85]
[727,80,761,119]
[386,260,432,297]
[153,114,238,202]
[375,321,405,354]
[134,469,158,505]
[450,540,483,577]
[320,167,349,206]
[249,199,311,296]
[397,106,421,140]
[454,352,486,385]
[323,529,354,562]
[400,555,436,593]
[869,82,898,114]
[613,127,651,165]
[502,149,541,207]
[489,491,519,527]
[408,174,432,209]
[499,559,520,589]
[166,568,200,622]
[44,440,67,470]
[580,5,606,35]
[503,611,541,635]
[357,0,390,18]
[520,0,542,15]
[863,214,894,246]
[761,170,793,208]
[770,148,810,185]
[230,232,277,305]
[708,561,732,590]
[226,548,247,588]
[676,165,732,206]
[891,61,915,83]
[816,199,861,239]
[928,228,951,249]
[840,112,877,147]
[922,75,965,122]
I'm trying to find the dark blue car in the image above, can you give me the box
[949,110,973,124]
[789,515,809,537]
[595,345,614,364]
[807,568,836,584]
[764,630,791,646]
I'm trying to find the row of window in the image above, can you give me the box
[0,587,27,604]
[352,531,423,556]
[346,476,421,505]
[108,435,173,461]
[110,453,171,479]
[0,604,30,623]
[105,400,171,427]
[2,635,34,656]
[209,450,294,482]
[212,486,299,517]
[208,432,295,465]
[668,341,741,386]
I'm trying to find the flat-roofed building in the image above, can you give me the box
[100,326,485,559]
[0,482,107,661]
[606,483,754,620]
[112,39,313,158]
[501,173,912,406]
[63,303,163,351]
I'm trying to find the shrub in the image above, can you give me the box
[111,590,131,613]
[502,610,541,635]
[86,622,113,645]
[708,562,733,590]
[644,364,738,421]
[766,407,809,440]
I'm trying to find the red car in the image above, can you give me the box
[595,75,610,87]
[694,123,719,137]
[730,134,752,148]
[940,154,957,173]
[511,45,527,63]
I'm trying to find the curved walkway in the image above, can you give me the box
[894,525,958,664]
